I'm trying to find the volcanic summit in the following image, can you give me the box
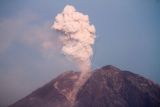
[9,65,160,107]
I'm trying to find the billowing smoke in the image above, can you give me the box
[52,5,96,72]
[52,5,96,105]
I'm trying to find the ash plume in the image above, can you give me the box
[52,5,96,72]
[52,5,96,105]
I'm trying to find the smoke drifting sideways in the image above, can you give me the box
[52,5,96,73]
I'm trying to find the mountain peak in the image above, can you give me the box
[101,65,120,70]
[9,65,160,107]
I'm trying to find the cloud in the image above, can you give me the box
[0,11,60,56]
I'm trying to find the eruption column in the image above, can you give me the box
[52,5,96,106]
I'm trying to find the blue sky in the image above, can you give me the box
[0,0,160,106]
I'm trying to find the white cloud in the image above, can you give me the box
[0,11,60,56]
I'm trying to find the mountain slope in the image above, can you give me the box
[9,65,160,107]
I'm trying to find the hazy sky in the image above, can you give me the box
[0,0,160,106]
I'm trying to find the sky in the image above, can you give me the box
[0,0,160,106]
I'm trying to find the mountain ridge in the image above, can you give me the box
[9,65,160,107]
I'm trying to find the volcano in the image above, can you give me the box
[8,65,160,107]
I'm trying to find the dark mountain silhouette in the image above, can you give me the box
[9,65,160,107]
